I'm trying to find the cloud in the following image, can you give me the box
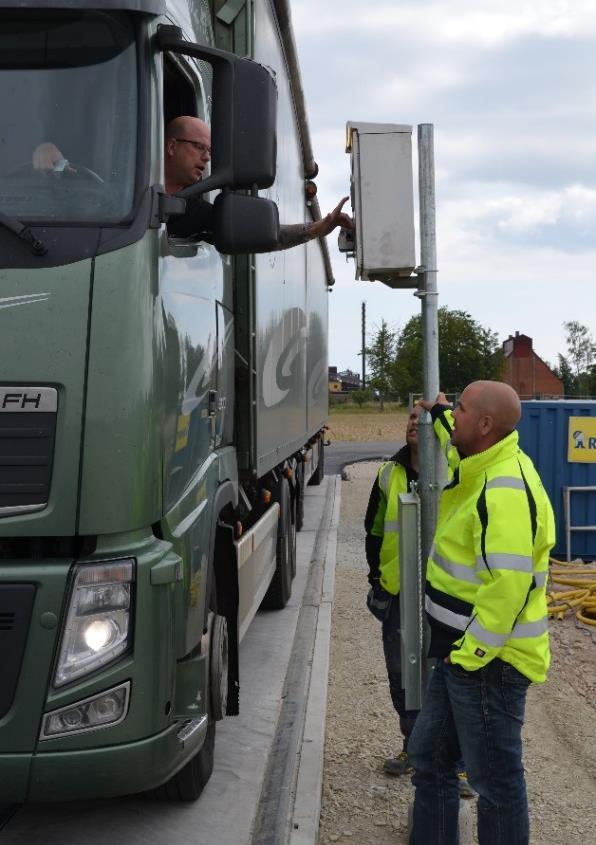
[439,182,596,253]
[291,0,596,371]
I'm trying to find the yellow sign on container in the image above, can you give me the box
[568,416,596,463]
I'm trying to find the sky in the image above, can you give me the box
[291,0,596,375]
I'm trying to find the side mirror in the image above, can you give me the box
[213,192,279,255]
[157,26,277,196]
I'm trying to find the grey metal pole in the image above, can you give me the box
[417,123,442,560]
[361,301,366,389]
[415,124,443,707]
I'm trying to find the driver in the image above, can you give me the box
[32,116,352,249]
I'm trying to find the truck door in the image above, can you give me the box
[159,53,226,510]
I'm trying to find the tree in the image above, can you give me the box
[563,321,596,396]
[366,320,397,411]
[352,389,372,407]
[554,354,576,396]
[393,307,504,401]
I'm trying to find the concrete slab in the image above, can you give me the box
[289,476,340,845]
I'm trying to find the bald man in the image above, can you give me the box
[408,382,555,845]
[164,116,351,246]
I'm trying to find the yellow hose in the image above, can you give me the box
[547,557,596,627]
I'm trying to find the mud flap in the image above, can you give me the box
[214,523,240,715]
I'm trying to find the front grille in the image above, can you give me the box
[0,584,36,718]
[0,387,57,516]
[0,611,15,630]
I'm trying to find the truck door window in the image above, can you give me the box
[163,54,213,243]
[0,10,138,224]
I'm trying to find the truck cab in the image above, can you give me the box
[0,0,330,802]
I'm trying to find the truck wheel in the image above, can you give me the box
[309,438,325,486]
[261,478,292,609]
[289,491,297,579]
[147,720,215,802]
[296,461,305,532]
[209,614,228,722]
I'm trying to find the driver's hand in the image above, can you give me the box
[310,197,353,238]
[33,142,65,171]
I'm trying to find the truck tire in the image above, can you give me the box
[147,721,215,802]
[261,478,293,609]
[309,438,325,486]
[209,614,228,722]
[289,491,297,579]
[296,460,305,532]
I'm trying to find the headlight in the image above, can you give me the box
[54,559,134,687]
[41,682,130,739]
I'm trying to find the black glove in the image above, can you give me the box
[366,581,393,622]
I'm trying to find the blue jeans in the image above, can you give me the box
[408,658,531,845]
[381,596,419,749]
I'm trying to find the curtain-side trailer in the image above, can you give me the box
[0,0,331,801]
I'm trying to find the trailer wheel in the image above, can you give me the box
[147,720,215,802]
[296,460,305,532]
[309,438,325,486]
[261,478,292,609]
[289,490,297,580]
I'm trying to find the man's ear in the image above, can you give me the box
[165,138,175,159]
[479,415,494,437]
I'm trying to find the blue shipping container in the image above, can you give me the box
[518,401,596,560]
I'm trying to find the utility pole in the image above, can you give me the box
[416,123,442,563]
[361,301,366,389]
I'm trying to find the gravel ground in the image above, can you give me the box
[319,462,596,845]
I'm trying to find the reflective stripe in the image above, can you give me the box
[468,615,549,648]
[512,617,549,639]
[434,551,481,584]
[425,594,470,631]
[468,618,508,647]
[379,462,393,497]
[384,520,400,532]
[476,553,533,574]
[534,570,547,588]
[486,476,526,491]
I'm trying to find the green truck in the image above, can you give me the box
[0,0,331,802]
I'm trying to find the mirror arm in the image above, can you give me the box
[149,184,187,227]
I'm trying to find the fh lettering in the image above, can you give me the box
[2,393,42,410]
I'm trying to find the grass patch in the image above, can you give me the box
[327,405,408,442]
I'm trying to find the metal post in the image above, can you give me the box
[414,124,443,706]
[417,124,442,559]
[361,301,366,389]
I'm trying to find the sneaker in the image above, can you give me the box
[383,751,413,776]
[457,771,475,799]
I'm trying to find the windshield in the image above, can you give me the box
[0,11,138,224]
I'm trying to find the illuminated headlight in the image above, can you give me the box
[54,560,135,687]
[40,682,130,740]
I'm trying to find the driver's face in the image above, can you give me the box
[171,122,211,187]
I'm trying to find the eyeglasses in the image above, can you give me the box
[173,138,211,156]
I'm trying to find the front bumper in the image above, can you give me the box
[0,716,208,802]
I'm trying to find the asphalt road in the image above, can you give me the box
[324,440,403,476]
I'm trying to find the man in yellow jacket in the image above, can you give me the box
[364,405,422,775]
[409,381,555,845]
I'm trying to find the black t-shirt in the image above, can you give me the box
[167,195,214,242]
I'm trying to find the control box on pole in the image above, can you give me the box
[343,121,416,287]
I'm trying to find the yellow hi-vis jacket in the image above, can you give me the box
[365,447,417,595]
[426,406,555,683]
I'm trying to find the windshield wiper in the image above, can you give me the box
[0,211,47,256]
